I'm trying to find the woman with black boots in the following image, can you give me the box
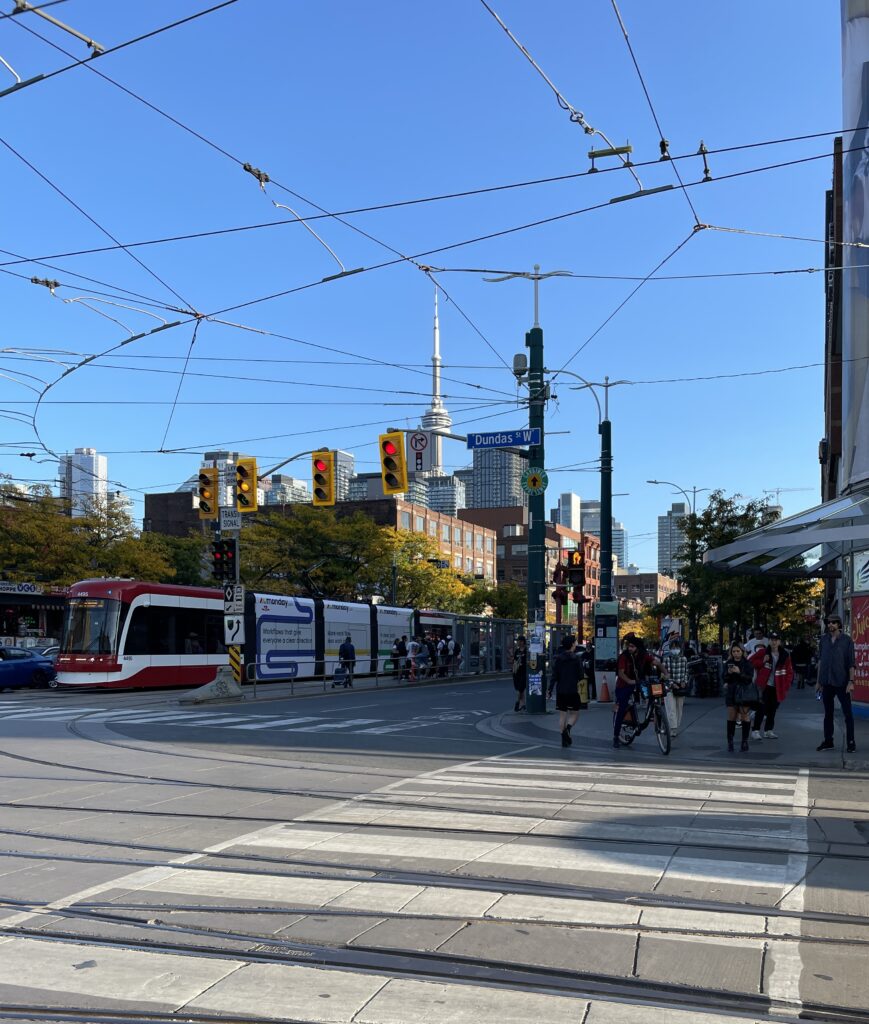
[550,635,583,747]
[724,641,756,752]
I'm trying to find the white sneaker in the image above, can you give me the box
[764,730,778,739]
[751,730,762,740]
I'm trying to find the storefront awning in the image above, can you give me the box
[704,490,869,576]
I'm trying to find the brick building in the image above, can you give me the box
[613,570,679,608]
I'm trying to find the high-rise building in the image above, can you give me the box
[579,498,628,568]
[426,474,466,516]
[554,492,581,530]
[58,447,108,516]
[465,449,526,509]
[264,475,309,505]
[334,450,355,500]
[658,501,688,576]
[347,472,429,508]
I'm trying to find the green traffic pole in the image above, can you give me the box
[525,325,547,714]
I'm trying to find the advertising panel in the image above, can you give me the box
[253,593,316,680]
[854,550,869,592]
[323,601,370,675]
[841,2,869,491]
[852,594,869,703]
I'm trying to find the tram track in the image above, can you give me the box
[1,916,867,1024]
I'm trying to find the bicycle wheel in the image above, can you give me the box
[654,705,671,755]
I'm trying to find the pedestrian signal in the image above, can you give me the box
[211,539,237,581]
[311,449,336,507]
[568,549,585,585]
[379,431,408,495]
[197,467,218,520]
[235,458,258,513]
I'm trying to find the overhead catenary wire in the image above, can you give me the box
[609,0,701,225]
[4,11,512,373]
[4,138,863,297]
[0,0,242,99]
[478,0,642,189]
[0,135,196,311]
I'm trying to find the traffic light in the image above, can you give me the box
[210,539,237,580]
[197,467,218,520]
[311,449,336,507]
[567,549,585,585]
[572,585,584,605]
[552,561,567,605]
[379,430,408,495]
[235,458,258,513]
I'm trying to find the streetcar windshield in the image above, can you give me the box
[61,598,121,655]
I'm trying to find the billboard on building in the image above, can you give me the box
[841,2,869,492]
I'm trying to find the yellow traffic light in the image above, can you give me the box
[311,449,336,506]
[379,431,408,495]
[197,467,218,520]
[235,457,258,513]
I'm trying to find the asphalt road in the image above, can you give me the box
[0,676,867,1023]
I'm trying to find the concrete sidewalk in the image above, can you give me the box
[486,683,869,769]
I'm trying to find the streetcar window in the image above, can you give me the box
[61,599,121,655]
[123,604,225,656]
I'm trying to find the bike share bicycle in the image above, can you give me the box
[617,674,672,755]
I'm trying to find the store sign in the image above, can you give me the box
[852,595,869,704]
[0,582,43,595]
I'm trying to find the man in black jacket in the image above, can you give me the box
[338,636,356,688]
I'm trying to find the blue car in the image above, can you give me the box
[0,647,58,690]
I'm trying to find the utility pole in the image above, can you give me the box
[599,384,613,602]
[486,264,567,715]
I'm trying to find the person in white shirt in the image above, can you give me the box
[743,627,769,657]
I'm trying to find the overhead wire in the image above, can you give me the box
[5,10,512,373]
[477,0,642,189]
[609,0,701,225]
[0,135,196,311]
[158,318,201,451]
[0,0,242,98]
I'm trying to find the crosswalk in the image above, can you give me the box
[0,700,485,737]
[0,744,833,1022]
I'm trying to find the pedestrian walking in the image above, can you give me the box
[425,635,438,678]
[582,641,597,701]
[390,637,401,678]
[511,636,528,711]
[750,633,793,739]
[662,637,689,737]
[337,635,356,688]
[724,641,758,752]
[744,627,769,657]
[816,616,857,752]
[613,634,660,749]
[549,635,583,747]
[791,638,813,689]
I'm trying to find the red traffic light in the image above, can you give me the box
[382,440,398,456]
[313,458,328,473]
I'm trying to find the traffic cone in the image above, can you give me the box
[598,676,612,703]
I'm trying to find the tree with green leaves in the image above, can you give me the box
[655,490,817,645]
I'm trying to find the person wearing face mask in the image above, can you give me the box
[724,642,756,752]
[749,633,793,740]
[816,616,857,753]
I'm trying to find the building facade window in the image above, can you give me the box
[428,521,437,537]
[475,534,484,551]
[465,530,473,548]
[400,511,411,529]
[441,523,450,541]
[454,526,462,544]
[415,515,425,532]
[512,544,528,556]
[485,537,494,552]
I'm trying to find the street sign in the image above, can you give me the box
[224,615,245,646]
[220,508,242,532]
[466,428,541,450]
[521,468,549,495]
[223,583,244,615]
[407,430,435,472]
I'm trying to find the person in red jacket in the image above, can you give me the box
[750,633,793,740]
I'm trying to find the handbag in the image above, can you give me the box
[734,681,762,707]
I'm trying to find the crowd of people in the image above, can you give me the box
[509,617,858,753]
[387,633,462,681]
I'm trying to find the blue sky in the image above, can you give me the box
[0,0,843,570]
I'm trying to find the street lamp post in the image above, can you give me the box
[646,480,710,645]
[485,266,567,715]
[550,372,629,602]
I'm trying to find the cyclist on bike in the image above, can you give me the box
[613,634,667,749]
